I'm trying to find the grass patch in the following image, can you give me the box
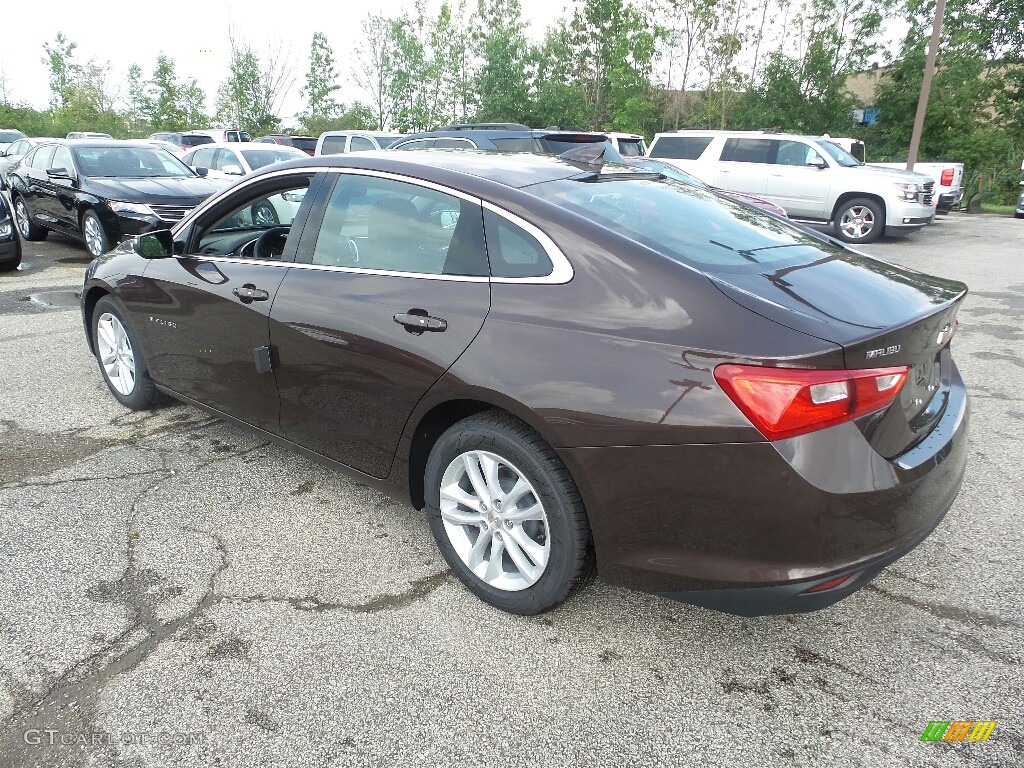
[977,203,1016,215]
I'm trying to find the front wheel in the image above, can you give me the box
[13,195,47,241]
[833,197,884,243]
[424,412,595,615]
[82,209,110,257]
[91,296,166,410]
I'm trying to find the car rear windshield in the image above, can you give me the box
[529,176,841,273]
[181,135,214,147]
[75,146,195,178]
[241,148,305,169]
[616,139,645,157]
[290,138,317,151]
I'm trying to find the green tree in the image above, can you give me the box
[148,53,183,130]
[473,0,532,122]
[42,32,79,109]
[299,32,341,134]
[216,34,293,134]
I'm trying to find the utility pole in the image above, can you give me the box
[906,0,947,172]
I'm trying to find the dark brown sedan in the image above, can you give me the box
[80,151,969,616]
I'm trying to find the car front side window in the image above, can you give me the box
[309,174,487,276]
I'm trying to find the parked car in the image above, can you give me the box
[626,157,789,217]
[1016,187,1024,219]
[0,137,59,190]
[0,191,21,271]
[315,131,407,155]
[255,134,317,155]
[647,130,936,243]
[0,129,27,153]
[147,132,216,152]
[8,139,225,257]
[80,150,969,617]
[391,124,626,161]
[180,142,307,223]
[67,132,113,139]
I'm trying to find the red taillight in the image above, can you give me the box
[714,364,909,441]
[940,168,954,186]
[804,573,857,593]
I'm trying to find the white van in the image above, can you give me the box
[647,130,935,243]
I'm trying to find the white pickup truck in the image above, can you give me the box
[826,138,964,213]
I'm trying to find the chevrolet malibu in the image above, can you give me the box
[80,151,969,616]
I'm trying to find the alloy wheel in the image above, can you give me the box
[84,214,106,257]
[14,198,30,238]
[95,312,137,395]
[840,206,875,240]
[439,450,551,591]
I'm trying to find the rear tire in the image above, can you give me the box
[13,195,47,241]
[833,197,884,243]
[424,411,596,615]
[91,296,166,410]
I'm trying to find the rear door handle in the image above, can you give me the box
[394,311,447,332]
[233,285,270,303]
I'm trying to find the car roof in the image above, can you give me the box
[183,141,306,152]
[398,128,608,141]
[250,148,638,192]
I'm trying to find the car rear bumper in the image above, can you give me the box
[559,363,969,616]
[937,190,963,212]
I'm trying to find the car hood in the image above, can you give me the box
[709,250,967,346]
[847,164,933,185]
[85,176,223,203]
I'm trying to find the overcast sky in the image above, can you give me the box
[0,0,571,124]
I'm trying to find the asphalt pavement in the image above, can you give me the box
[1,212,1021,767]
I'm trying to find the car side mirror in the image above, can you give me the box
[132,230,174,259]
[222,164,244,176]
[195,166,209,177]
[47,167,74,181]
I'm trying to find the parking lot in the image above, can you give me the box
[0,213,1021,767]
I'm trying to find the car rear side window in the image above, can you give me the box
[311,174,488,276]
[394,139,434,151]
[350,136,376,152]
[649,136,713,160]
[483,209,553,278]
[320,136,348,154]
[721,138,774,164]
[433,138,476,149]
[491,137,543,153]
[30,145,56,170]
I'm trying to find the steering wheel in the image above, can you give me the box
[254,226,289,261]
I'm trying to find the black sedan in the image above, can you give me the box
[0,192,21,270]
[80,150,968,616]
[8,140,226,258]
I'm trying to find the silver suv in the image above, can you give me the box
[648,130,935,243]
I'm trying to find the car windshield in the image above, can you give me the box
[241,147,305,169]
[373,135,402,148]
[0,130,26,143]
[815,140,861,167]
[529,176,841,273]
[75,146,195,178]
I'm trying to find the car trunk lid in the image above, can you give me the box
[709,250,967,456]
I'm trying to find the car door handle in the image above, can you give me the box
[394,311,447,332]
[233,285,270,303]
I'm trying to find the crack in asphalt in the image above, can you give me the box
[1,469,168,491]
[225,569,451,615]
[866,584,1022,630]
[1,427,451,766]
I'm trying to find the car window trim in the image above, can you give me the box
[288,167,572,284]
